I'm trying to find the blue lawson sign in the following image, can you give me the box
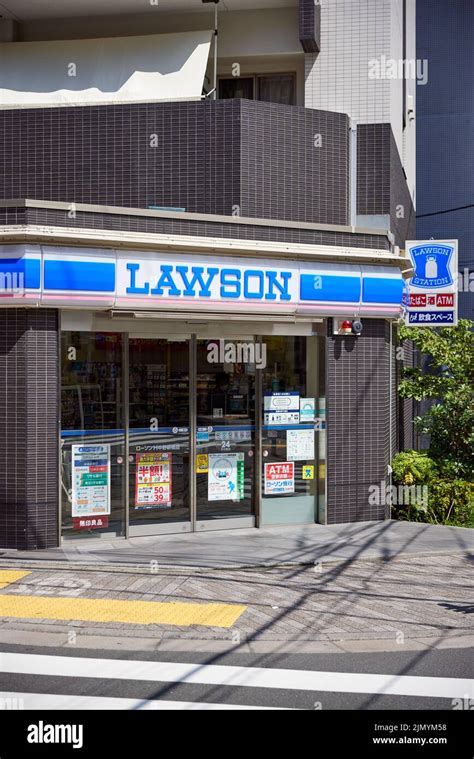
[0,245,405,317]
[409,244,454,289]
[405,240,458,328]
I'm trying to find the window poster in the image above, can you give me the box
[264,462,295,495]
[208,452,245,502]
[264,391,300,426]
[264,392,300,411]
[300,398,316,422]
[286,429,315,461]
[135,452,172,509]
[72,444,110,518]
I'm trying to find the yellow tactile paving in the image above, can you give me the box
[0,595,246,628]
[0,570,31,589]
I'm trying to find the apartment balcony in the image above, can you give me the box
[0,98,350,227]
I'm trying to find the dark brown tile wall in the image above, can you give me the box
[0,99,349,225]
[299,0,321,54]
[0,205,390,251]
[357,123,415,248]
[326,319,391,523]
[0,309,59,549]
[241,101,348,224]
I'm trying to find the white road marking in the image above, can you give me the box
[0,691,290,710]
[1,652,473,699]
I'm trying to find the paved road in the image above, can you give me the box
[0,643,473,710]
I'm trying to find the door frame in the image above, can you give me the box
[126,332,257,537]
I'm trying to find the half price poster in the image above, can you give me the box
[135,452,172,509]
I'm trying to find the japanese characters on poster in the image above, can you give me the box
[135,452,172,509]
[287,429,315,461]
[208,452,245,502]
[264,392,300,425]
[264,462,295,495]
[72,444,110,519]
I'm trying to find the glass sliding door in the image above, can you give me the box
[260,335,325,525]
[195,338,256,529]
[128,338,191,535]
[61,331,125,538]
[60,328,326,540]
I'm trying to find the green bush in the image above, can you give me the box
[391,450,438,486]
[428,480,474,525]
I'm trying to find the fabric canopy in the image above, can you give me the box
[0,31,212,108]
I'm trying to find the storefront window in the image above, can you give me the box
[261,335,326,525]
[60,328,326,539]
[61,332,125,538]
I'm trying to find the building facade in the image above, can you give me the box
[0,0,415,549]
[416,0,474,321]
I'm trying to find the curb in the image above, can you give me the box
[0,548,471,575]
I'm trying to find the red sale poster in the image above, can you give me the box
[135,452,172,509]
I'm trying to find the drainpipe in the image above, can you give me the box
[349,118,357,228]
[202,0,219,100]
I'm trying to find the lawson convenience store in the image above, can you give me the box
[0,240,406,548]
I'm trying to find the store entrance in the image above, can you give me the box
[128,337,191,535]
[195,338,256,530]
[60,326,324,541]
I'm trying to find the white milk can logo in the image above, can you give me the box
[27,721,83,749]
[207,339,267,369]
[410,244,454,288]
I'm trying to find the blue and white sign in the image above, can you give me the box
[405,240,458,327]
[0,245,406,318]
[410,243,454,289]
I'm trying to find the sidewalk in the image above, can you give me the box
[1,520,473,571]
[0,521,472,653]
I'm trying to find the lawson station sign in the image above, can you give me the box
[404,240,458,326]
[0,245,405,318]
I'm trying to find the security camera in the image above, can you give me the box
[351,320,363,335]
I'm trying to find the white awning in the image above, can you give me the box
[0,31,213,108]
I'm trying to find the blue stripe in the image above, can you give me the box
[44,261,115,292]
[0,258,41,289]
[362,277,404,304]
[300,274,361,302]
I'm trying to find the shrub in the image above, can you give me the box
[391,450,438,486]
[428,480,474,525]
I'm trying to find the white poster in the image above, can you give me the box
[264,411,300,426]
[71,444,110,517]
[208,452,245,502]
[286,429,315,461]
[300,398,316,422]
[264,392,300,411]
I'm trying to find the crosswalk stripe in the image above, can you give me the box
[1,653,473,699]
[0,691,291,710]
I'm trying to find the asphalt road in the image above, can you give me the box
[0,642,473,711]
